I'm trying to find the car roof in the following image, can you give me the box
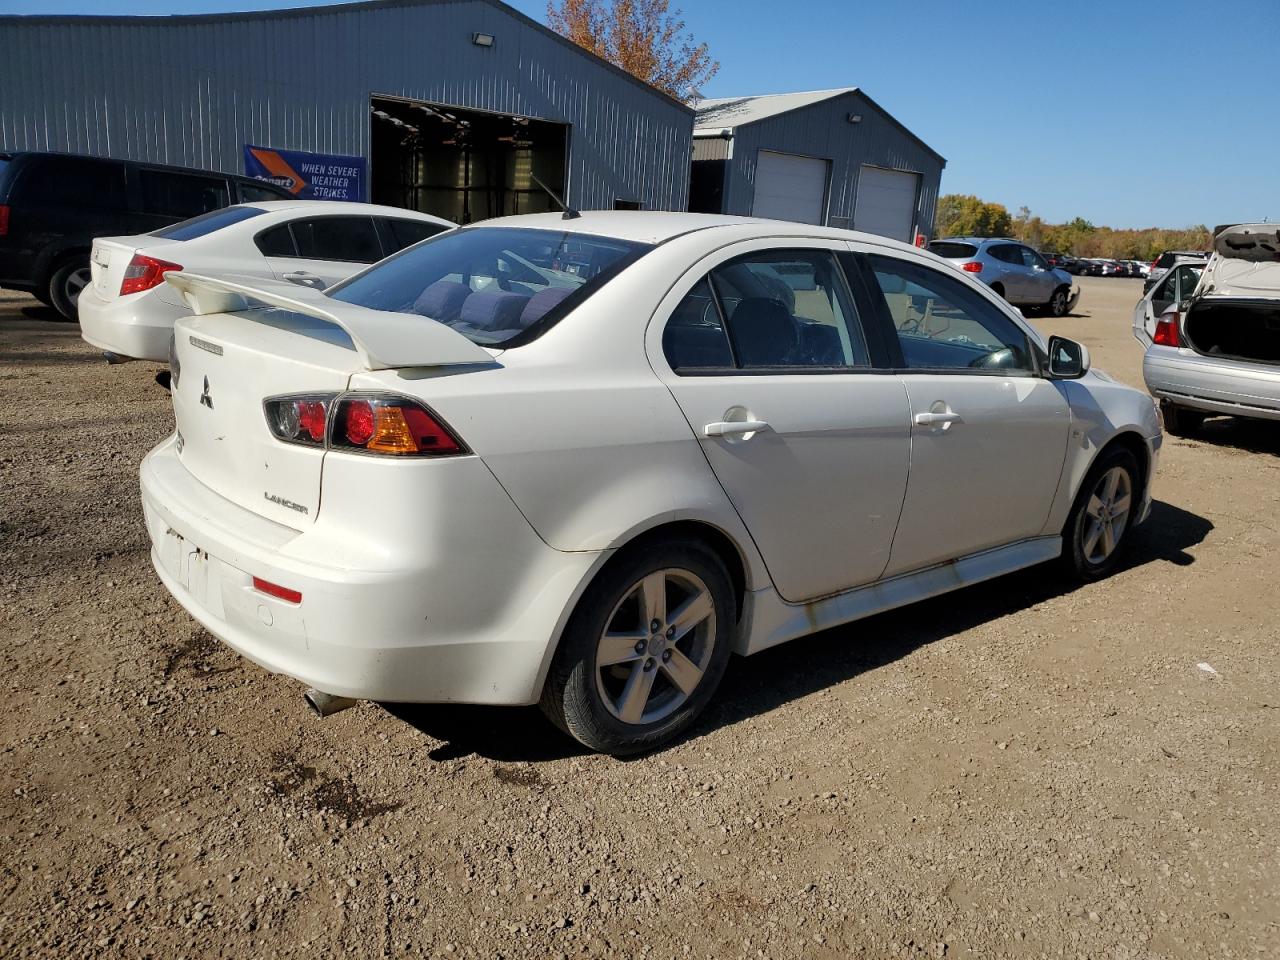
[469,210,927,249]
[239,200,453,223]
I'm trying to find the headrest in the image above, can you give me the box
[413,280,471,324]
[731,298,797,366]
[459,290,530,331]
[520,286,574,326]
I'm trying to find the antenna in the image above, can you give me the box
[530,172,580,220]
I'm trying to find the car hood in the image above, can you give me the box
[1202,225,1280,298]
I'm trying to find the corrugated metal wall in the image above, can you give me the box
[0,0,693,211]
[719,91,943,237]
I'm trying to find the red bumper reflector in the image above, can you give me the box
[252,577,302,604]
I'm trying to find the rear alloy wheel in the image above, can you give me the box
[1161,400,1205,437]
[49,257,92,321]
[1045,287,1069,317]
[541,541,733,755]
[1061,447,1139,581]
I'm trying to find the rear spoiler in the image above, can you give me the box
[165,272,494,370]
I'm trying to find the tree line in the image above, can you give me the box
[934,194,1211,261]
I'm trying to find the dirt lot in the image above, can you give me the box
[1,277,1277,959]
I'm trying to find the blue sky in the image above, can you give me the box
[4,0,1277,229]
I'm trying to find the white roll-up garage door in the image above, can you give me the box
[751,151,830,225]
[852,166,920,241]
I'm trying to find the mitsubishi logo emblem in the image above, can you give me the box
[199,375,214,409]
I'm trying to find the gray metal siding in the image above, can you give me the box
[719,91,943,237]
[0,0,692,211]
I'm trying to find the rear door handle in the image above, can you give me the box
[282,272,327,290]
[914,411,962,426]
[704,419,770,438]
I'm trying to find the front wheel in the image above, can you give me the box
[1060,447,1140,582]
[540,540,734,756]
[1044,286,1070,317]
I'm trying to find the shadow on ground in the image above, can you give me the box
[1178,417,1280,457]
[387,499,1212,762]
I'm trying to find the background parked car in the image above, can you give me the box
[79,201,455,362]
[1148,249,1208,290]
[927,237,1078,316]
[1137,224,1280,435]
[0,151,294,320]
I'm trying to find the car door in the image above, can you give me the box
[856,250,1072,576]
[985,244,1026,301]
[258,215,386,289]
[649,241,912,602]
[1018,245,1056,304]
[1133,262,1205,346]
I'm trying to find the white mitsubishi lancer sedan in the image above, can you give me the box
[141,212,1163,755]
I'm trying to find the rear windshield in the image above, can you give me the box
[151,205,267,241]
[929,241,978,259]
[327,227,652,347]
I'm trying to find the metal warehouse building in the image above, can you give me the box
[690,88,945,242]
[0,0,693,222]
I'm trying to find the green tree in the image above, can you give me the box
[934,194,1013,238]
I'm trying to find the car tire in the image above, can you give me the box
[1045,286,1070,317]
[989,282,1006,299]
[48,256,92,321]
[31,287,54,308]
[1060,446,1141,582]
[540,539,734,756]
[1160,400,1205,437]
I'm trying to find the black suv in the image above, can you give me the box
[0,151,293,319]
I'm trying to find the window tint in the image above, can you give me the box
[866,254,1035,373]
[238,181,289,203]
[664,250,867,373]
[662,278,734,372]
[327,227,650,348]
[986,244,1020,265]
[151,205,266,241]
[255,224,296,258]
[386,217,448,251]
[928,241,978,259]
[140,170,229,218]
[290,216,382,263]
[20,156,126,209]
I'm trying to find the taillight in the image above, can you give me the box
[1153,312,1181,347]
[962,261,983,273]
[0,204,9,236]
[333,396,463,456]
[120,253,182,295]
[263,393,466,457]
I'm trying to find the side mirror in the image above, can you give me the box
[1047,335,1090,379]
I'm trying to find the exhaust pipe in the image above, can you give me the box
[304,688,358,717]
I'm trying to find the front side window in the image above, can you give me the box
[139,170,229,218]
[1020,247,1049,270]
[663,249,868,373]
[328,227,651,347]
[238,181,289,203]
[290,216,383,263]
[866,254,1035,373]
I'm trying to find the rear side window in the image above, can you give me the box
[255,224,296,257]
[290,216,383,263]
[18,156,126,210]
[140,170,229,218]
[386,217,449,251]
[151,205,266,241]
[986,244,1020,264]
[664,249,868,372]
[929,241,978,259]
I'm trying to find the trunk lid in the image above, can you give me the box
[90,235,187,302]
[1203,224,1280,298]
[166,273,495,529]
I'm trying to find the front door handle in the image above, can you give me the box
[914,411,962,426]
[704,419,770,438]
[282,272,327,290]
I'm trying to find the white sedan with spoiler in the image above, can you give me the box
[142,212,1162,755]
[79,200,453,363]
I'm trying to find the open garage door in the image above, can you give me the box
[751,150,829,225]
[853,166,919,242]
[370,96,567,223]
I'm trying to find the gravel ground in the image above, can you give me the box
[1,277,1277,959]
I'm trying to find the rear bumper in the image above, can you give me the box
[1144,347,1280,421]
[79,287,186,362]
[140,436,602,705]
